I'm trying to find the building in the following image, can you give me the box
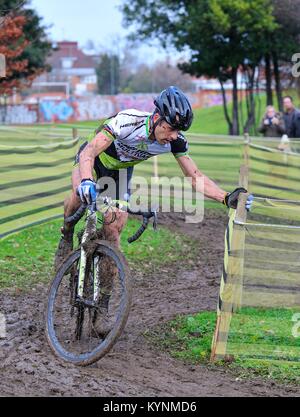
[33,41,98,97]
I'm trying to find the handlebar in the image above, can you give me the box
[64,201,157,244]
[64,203,88,225]
[127,208,157,243]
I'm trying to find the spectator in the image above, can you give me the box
[259,105,285,137]
[283,96,300,139]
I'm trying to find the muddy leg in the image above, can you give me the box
[93,209,128,336]
[54,167,82,272]
[98,209,128,299]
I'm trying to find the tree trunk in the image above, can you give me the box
[272,51,283,112]
[265,53,273,106]
[219,78,233,135]
[255,65,262,136]
[232,67,240,136]
[243,65,256,134]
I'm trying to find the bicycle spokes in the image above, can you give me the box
[47,244,131,364]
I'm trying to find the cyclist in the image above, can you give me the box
[54,86,253,335]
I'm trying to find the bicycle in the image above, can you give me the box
[45,195,157,366]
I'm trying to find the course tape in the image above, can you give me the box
[0,137,79,154]
[0,172,70,192]
[0,214,62,240]
[0,157,74,173]
[249,142,300,156]
[218,209,235,313]
[0,135,79,238]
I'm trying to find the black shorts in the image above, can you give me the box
[75,141,134,202]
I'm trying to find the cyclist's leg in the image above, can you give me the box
[97,164,132,293]
[103,208,128,248]
[93,208,128,336]
[64,166,82,222]
[54,167,82,271]
[93,164,132,336]
[55,140,98,271]
[99,209,128,296]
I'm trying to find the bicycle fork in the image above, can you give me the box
[77,208,100,302]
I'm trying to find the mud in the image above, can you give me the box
[0,210,299,397]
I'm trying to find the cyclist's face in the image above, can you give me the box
[154,116,179,144]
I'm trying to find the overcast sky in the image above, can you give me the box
[31,0,126,46]
[30,0,182,64]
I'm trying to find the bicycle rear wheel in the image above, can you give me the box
[46,240,132,366]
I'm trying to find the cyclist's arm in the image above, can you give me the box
[79,132,112,180]
[176,155,227,203]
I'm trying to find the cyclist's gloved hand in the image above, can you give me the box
[223,187,248,210]
[77,179,97,205]
[245,194,254,211]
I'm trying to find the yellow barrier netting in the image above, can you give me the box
[0,132,82,239]
[211,140,300,363]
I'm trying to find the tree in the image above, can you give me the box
[96,53,120,95]
[267,0,300,109]
[120,59,193,93]
[0,0,52,95]
[0,14,29,94]
[121,0,277,135]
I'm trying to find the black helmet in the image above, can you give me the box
[154,86,193,131]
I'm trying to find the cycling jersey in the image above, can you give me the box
[98,109,189,170]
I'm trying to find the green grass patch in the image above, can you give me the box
[0,215,199,292]
[150,308,300,385]
[8,90,300,138]
[39,93,271,136]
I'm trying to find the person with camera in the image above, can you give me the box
[258,105,286,138]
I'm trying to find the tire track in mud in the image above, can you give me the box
[0,211,299,397]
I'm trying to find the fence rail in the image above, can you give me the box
[0,127,299,239]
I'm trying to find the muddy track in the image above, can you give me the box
[0,211,299,397]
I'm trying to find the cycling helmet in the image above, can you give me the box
[154,86,193,131]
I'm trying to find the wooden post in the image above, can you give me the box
[153,155,159,182]
[232,189,248,311]
[72,128,78,139]
[243,133,250,168]
[210,166,249,362]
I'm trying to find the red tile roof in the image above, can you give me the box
[48,41,96,69]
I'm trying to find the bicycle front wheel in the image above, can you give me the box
[46,240,132,366]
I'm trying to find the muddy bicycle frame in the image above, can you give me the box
[64,196,157,308]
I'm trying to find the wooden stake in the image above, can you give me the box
[153,155,159,182]
[210,166,249,362]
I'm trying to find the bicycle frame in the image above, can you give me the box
[77,207,98,300]
[65,197,158,303]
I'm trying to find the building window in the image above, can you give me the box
[62,58,75,69]
[82,75,97,84]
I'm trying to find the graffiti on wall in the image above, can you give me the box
[39,96,116,122]
[77,96,115,121]
[1,91,234,124]
[0,104,38,124]
[116,94,155,113]
[40,100,75,122]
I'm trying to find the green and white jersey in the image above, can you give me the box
[98,109,189,170]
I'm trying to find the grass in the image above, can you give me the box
[21,105,252,136]
[2,97,300,384]
[149,308,300,385]
[34,89,300,136]
[0,215,199,292]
